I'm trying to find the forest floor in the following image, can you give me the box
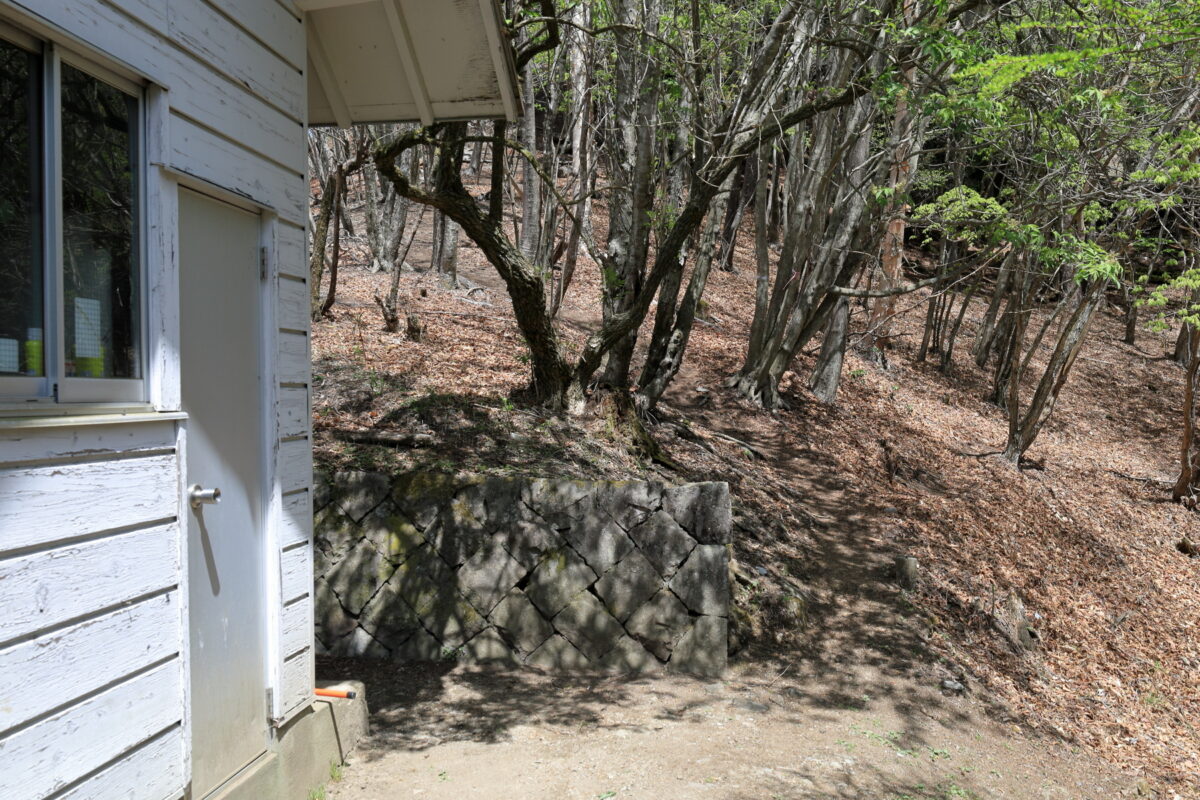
[311,188,1199,799]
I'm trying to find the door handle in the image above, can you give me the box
[189,484,222,508]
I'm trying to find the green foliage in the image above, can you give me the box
[912,187,1026,247]
[1039,235,1121,285]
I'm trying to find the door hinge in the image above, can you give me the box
[260,246,269,281]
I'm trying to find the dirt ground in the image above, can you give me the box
[320,661,1134,800]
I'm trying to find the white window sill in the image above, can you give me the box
[0,405,186,429]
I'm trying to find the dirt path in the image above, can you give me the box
[319,436,1137,800]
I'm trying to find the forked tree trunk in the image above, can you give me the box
[1003,283,1105,462]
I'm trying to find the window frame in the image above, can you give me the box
[0,29,147,408]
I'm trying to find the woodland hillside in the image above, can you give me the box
[309,0,1200,795]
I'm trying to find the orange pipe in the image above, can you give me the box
[315,687,356,700]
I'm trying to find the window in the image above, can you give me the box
[0,32,143,404]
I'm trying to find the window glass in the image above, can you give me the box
[0,39,43,377]
[60,63,140,380]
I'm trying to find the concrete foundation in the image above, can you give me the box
[208,680,368,800]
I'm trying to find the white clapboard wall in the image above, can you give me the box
[0,0,316,796]
[0,420,187,800]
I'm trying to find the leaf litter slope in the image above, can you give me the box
[312,193,1197,796]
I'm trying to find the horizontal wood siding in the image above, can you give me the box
[277,221,307,280]
[0,660,183,799]
[280,489,312,547]
[278,274,309,332]
[281,596,313,658]
[0,592,179,730]
[279,437,313,495]
[278,386,310,439]
[206,0,304,70]
[0,453,177,553]
[55,727,186,800]
[280,647,313,719]
[277,330,311,385]
[280,544,312,604]
[0,418,177,465]
[0,416,183,799]
[169,113,306,224]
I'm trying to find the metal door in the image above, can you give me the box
[179,187,268,798]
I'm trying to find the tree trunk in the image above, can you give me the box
[861,0,921,353]
[519,61,541,261]
[375,206,427,332]
[600,0,661,389]
[309,170,338,321]
[1003,283,1105,462]
[1174,326,1200,500]
[318,166,346,318]
[638,180,729,404]
[810,296,850,403]
[973,250,1015,367]
[716,159,754,272]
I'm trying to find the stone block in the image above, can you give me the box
[480,476,531,527]
[668,545,729,616]
[425,508,489,567]
[593,481,661,530]
[496,519,562,570]
[392,625,444,662]
[358,577,425,651]
[411,587,487,649]
[524,546,598,619]
[389,545,453,615]
[332,470,394,523]
[359,504,427,565]
[627,510,697,579]
[313,471,333,512]
[458,540,529,616]
[625,589,691,661]
[324,538,394,616]
[594,548,664,622]
[525,479,595,518]
[313,504,359,580]
[490,588,555,655]
[525,634,593,671]
[343,627,391,660]
[392,551,486,649]
[662,482,731,544]
[551,590,625,661]
[314,471,734,675]
[668,616,728,678]
[598,635,661,673]
[391,472,463,529]
[562,513,634,576]
[461,627,522,666]
[314,577,358,646]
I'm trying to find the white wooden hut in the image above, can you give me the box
[0,2,517,798]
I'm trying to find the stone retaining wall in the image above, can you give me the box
[313,472,731,676]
